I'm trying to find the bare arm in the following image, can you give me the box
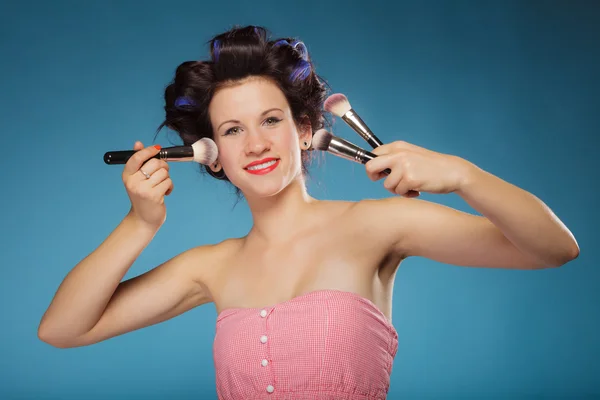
[38,213,214,348]
[363,143,579,269]
[38,141,213,348]
[363,196,577,270]
[360,177,578,270]
[451,164,579,267]
[369,198,554,269]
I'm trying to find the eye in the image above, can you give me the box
[224,126,242,136]
[264,117,282,126]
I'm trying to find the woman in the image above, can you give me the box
[38,26,579,399]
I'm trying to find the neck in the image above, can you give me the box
[245,176,316,244]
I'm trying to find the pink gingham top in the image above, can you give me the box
[213,289,398,399]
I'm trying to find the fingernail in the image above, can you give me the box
[154,145,161,150]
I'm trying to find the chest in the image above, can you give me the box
[212,225,381,311]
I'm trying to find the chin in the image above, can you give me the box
[243,179,290,199]
[234,173,298,199]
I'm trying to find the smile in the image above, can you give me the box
[245,158,280,175]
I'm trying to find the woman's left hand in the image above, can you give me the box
[365,141,472,197]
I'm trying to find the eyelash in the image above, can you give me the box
[224,117,282,136]
[265,116,282,126]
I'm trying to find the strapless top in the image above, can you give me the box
[213,289,398,399]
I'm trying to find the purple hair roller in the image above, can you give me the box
[174,96,196,107]
[212,39,221,62]
[290,59,311,82]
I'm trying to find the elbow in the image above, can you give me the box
[37,323,61,348]
[541,241,580,269]
[561,240,580,265]
[37,322,77,349]
[557,237,580,266]
[560,232,581,264]
[37,324,54,347]
[568,240,580,261]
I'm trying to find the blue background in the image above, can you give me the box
[1,0,598,398]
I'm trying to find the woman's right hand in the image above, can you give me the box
[122,141,174,231]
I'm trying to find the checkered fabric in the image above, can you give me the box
[213,289,398,399]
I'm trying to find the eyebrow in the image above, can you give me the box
[217,108,284,131]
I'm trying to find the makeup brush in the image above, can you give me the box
[103,137,218,165]
[323,93,383,148]
[312,129,419,196]
[311,129,388,171]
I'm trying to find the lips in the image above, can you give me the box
[244,157,280,175]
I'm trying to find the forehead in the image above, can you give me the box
[209,76,290,122]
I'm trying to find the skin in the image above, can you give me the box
[37,76,579,349]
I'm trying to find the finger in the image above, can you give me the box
[165,177,174,196]
[395,180,419,197]
[133,141,144,151]
[370,143,396,157]
[124,144,161,175]
[392,140,422,152]
[141,158,170,174]
[372,141,424,157]
[382,168,403,194]
[145,167,170,187]
[365,154,395,181]
[133,159,169,182]
[155,178,173,199]
[392,140,422,153]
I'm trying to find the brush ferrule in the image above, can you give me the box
[328,136,373,164]
[159,146,194,162]
[325,135,393,176]
[342,110,384,148]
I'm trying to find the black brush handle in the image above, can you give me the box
[103,150,139,164]
[366,136,384,148]
[103,147,194,164]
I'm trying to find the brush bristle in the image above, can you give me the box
[311,129,333,151]
[323,93,351,117]
[192,138,219,165]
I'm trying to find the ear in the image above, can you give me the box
[298,116,313,150]
[209,159,222,173]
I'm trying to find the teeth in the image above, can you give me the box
[247,160,277,171]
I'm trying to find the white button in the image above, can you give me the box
[260,335,268,343]
[260,309,267,318]
[261,359,268,367]
[266,385,274,393]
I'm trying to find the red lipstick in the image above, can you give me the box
[244,157,280,175]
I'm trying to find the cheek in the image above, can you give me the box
[215,142,238,170]
[220,154,238,173]
[277,126,299,153]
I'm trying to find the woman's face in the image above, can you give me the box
[208,76,311,198]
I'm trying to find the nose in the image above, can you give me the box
[244,129,270,155]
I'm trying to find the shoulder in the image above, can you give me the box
[170,237,245,289]
[186,236,245,264]
[347,196,414,222]
[350,196,468,233]
[311,197,421,235]
[346,196,442,257]
[349,196,439,219]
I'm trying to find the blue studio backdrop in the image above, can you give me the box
[1,1,598,399]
